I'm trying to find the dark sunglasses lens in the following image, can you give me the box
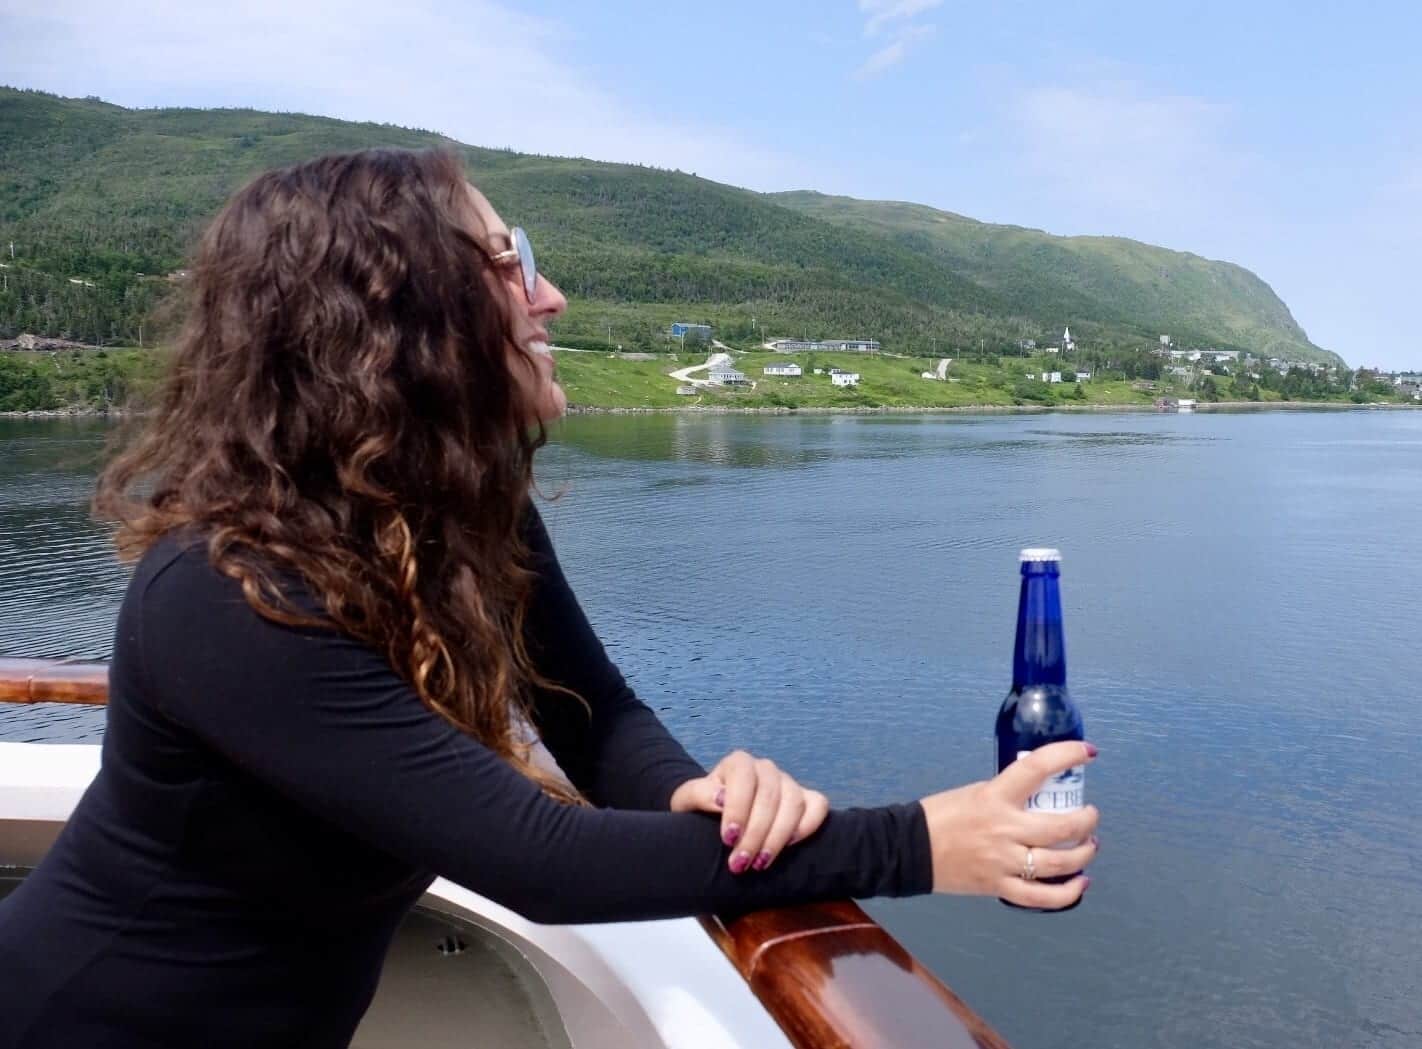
[514,227,536,301]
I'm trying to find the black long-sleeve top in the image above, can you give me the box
[0,509,932,1049]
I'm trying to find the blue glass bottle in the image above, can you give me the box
[996,547,1085,911]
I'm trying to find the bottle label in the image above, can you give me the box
[1017,750,1084,847]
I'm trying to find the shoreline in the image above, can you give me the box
[562,400,1420,417]
[4,401,1418,420]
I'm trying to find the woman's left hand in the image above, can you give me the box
[668,751,830,874]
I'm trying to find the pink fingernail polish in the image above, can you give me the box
[1084,743,1099,758]
[723,824,741,847]
[752,851,771,871]
[1082,876,1092,890]
[729,852,750,874]
[713,787,726,808]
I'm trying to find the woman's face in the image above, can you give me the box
[465,183,569,424]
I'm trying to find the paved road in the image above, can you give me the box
[669,351,732,388]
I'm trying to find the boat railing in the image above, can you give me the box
[0,656,1010,1049]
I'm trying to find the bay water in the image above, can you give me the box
[2,410,1419,1048]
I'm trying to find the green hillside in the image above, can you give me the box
[0,87,1337,366]
[770,192,1331,364]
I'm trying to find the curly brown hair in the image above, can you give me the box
[94,148,587,805]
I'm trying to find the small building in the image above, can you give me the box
[1024,373,1037,380]
[671,323,712,342]
[1062,327,1075,352]
[813,367,825,375]
[764,338,880,353]
[675,385,699,396]
[1047,371,1063,384]
[708,363,749,386]
[763,362,802,377]
[830,371,860,387]
[1044,346,1060,354]
[1075,370,1091,381]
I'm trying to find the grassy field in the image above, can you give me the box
[556,350,1189,410]
[0,347,165,412]
[1,344,1402,414]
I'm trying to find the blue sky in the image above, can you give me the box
[3,0,1419,368]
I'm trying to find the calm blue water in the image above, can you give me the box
[2,410,1420,1048]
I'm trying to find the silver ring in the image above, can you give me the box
[1020,847,1037,881]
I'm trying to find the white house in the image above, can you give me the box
[1044,346,1060,355]
[763,362,802,377]
[708,363,749,386]
[1062,326,1075,351]
[1075,370,1092,381]
[830,371,860,387]
[1047,371,1063,383]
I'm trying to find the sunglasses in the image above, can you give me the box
[488,226,537,304]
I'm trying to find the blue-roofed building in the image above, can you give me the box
[670,323,712,342]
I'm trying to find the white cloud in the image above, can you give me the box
[0,0,800,192]
[856,25,937,79]
[859,0,943,38]
[853,1,938,78]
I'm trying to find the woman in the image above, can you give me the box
[0,149,1097,1048]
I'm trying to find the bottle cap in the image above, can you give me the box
[1019,547,1062,563]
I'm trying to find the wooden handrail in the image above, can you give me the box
[0,657,109,704]
[699,902,1009,1049]
[0,656,1010,1049]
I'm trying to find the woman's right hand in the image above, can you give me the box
[919,740,1099,910]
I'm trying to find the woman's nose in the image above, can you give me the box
[532,275,567,318]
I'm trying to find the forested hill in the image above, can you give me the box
[0,87,1337,365]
